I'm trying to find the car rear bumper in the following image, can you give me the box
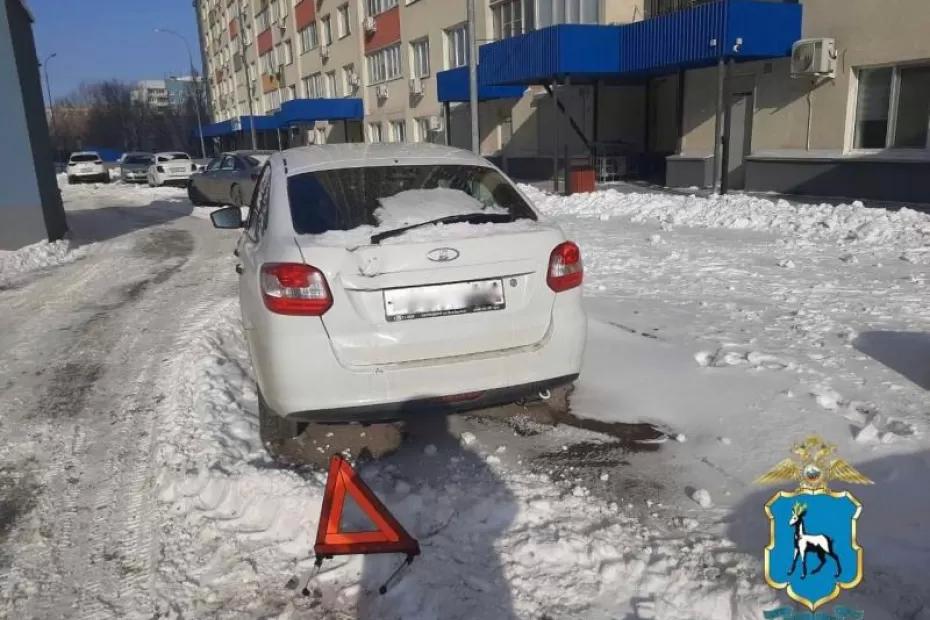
[284,374,578,423]
[70,170,107,179]
[121,171,148,181]
[250,292,587,422]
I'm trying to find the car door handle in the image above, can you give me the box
[235,264,243,275]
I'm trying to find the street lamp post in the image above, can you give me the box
[42,52,57,153]
[154,28,207,159]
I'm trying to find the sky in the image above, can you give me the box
[28,0,204,102]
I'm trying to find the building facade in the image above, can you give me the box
[196,0,930,202]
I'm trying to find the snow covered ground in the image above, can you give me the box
[0,180,928,619]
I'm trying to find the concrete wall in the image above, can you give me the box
[0,0,66,249]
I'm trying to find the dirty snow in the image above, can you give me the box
[0,239,86,286]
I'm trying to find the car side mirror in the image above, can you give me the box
[210,206,244,229]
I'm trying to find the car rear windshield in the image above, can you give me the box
[246,154,269,167]
[158,153,190,161]
[286,165,536,235]
[70,154,99,162]
[124,155,153,164]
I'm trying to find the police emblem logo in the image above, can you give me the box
[756,436,872,612]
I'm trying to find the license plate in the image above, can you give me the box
[384,279,505,322]
[80,166,92,172]
[170,167,186,173]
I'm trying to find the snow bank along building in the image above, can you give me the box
[195,0,930,203]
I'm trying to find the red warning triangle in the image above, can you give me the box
[314,454,420,558]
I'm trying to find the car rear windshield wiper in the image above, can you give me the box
[370,212,515,244]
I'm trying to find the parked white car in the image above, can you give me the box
[210,143,587,447]
[147,152,196,186]
[66,151,108,184]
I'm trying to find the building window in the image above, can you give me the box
[493,0,526,40]
[299,23,318,53]
[369,122,383,142]
[337,4,351,38]
[854,65,930,150]
[390,120,406,142]
[257,8,269,30]
[325,71,338,97]
[410,38,430,78]
[367,43,402,84]
[281,0,289,17]
[367,0,397,16]
[288,84,297,101]
[261,51,274,74]
[305,72,325,98]
[270,0,279,22]
[284,39,293,65]
[536,0,597,28]
[342,63,357,93]
[445,24,468,69]
[274,43,283,68]
[321,15,333,46]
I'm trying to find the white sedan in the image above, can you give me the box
[210,143,587,448]
[147,152,197,187]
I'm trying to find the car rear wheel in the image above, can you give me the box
[187,184,205,206]
[258,391,301,452]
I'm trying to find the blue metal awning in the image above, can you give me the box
[274,98,364,126]
[197,99,364,137]
[436,66,527,103]
[478,0,801,86]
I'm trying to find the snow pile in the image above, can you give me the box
[153,301,777,619]
[0,239,86,285]
[521,185,930,248]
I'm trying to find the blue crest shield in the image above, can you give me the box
[764,490,863,610]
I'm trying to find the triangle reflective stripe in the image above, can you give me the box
[313,455,420,558]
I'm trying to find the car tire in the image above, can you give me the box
[231,184,244,208]
[187,184,205,206]
[258,391,302,453]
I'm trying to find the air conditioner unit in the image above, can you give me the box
[376,84,389,100]
[427,115,443,132]
[363,16,377,34]
[408,77,423,96]
[348,73,361,89]
[790,38,836,78]
[320,44,330,59]
[277,16,287,30]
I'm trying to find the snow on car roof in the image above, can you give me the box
[279,143,493,175]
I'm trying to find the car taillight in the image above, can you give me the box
[156,165,165,173]
[67,162,75,167]
[260,263,333,315]
[547,241,583,292]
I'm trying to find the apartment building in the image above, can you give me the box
[195,0,613,151]
[131,76,201,111]
[196,0,930,202]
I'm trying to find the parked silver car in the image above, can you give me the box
[119,152,154,183]
[187,150,271,207]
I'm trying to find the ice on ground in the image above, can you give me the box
[690,488,713,508]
